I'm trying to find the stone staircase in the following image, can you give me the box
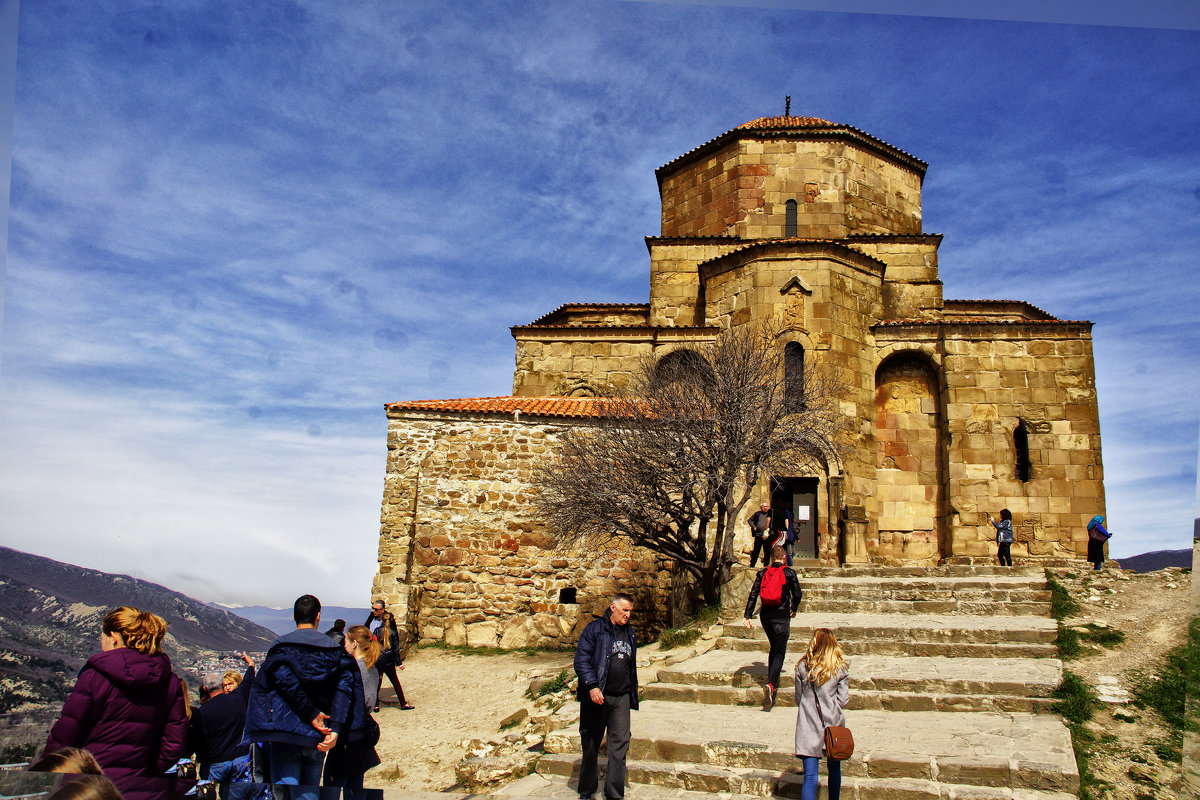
[539,565,1079,799]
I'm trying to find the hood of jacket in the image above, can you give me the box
[85,648,173,689]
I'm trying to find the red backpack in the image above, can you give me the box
[760,565,786,607]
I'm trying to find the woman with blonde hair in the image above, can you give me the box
[322,625,383,797]
[794,628,850,800]
[44,606,189,800]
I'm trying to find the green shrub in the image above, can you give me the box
[690,604,721,626]
[533,668,572,698]
[657,628,702,650]
[1151,735,1182,763]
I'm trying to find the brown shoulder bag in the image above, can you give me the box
[806,675,854,760]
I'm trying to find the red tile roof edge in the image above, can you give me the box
[385,396,628,420]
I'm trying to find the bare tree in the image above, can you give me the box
[536,323,846,606]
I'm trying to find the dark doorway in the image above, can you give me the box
[771,477,819,559]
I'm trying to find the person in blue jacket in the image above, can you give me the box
[573,593,638,800]
[989,508,1014,567]
[241,595,361,800]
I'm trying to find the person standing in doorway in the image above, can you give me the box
[573,593,638,800]
[747,502,772,568]
[742,545,802,710]
[771,500,795,567]
[989,508,1014,567]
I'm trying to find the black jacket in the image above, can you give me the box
[190,666,254,769]
[744,564,802,618]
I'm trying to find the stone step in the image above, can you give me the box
[541,701,1078,795]
[721,613,1058,646]
[536,754,1080,800]
[646,650,1060,713]
[798,565,1046,578]
[652,650,1061,695]
[716,635,1058,659]
[643,683,1056,713]
[800,574,1048,591]
[799,598,1051,616]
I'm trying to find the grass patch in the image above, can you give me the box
[1045,572,1079,620]
[1151,735,1182,763]
[657,627,702,650]
[1052,670,1099,724]
[690,604,721,626]
[1056,625,1082,660]
[1079,625,1125,649]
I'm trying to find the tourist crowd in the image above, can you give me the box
[35,596,408,800]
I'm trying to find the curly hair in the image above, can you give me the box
[101,607,168,655]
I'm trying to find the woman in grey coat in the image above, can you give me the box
[794,628,850,800]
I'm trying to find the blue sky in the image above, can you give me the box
[0,1,1196,607]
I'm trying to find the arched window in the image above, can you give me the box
[785,199,798,238]
[1014,419,1032,482]
[784,342,804,412]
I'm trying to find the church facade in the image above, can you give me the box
[373,116,1105,649]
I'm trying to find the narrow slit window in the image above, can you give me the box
[1014,419,1031,482]
[785,199,798,238]
[785,342,804,413]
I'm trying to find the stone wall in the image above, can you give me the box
[373,412,674,652]
[940,323,1104,560]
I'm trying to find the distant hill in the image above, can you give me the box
[1116,548,1192,573]
[0,546,277,715]
[217,604,373,636]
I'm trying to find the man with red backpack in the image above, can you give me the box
[742,545,803,710]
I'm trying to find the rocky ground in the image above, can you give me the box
[1050,565,1193,799]
[370,567,1196,798]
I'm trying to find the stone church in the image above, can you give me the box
[373,115,1105,649]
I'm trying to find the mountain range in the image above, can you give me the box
[0,546,277,717]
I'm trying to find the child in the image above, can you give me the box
[794,628,850,800]
[989,509,1014,567]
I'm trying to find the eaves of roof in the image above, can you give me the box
[655,116,928,189]
[698,238,888,276]
[526,302,650,327]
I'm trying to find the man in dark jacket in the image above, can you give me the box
[742,545,803,710]
[573,593,638,800]
[191,653,255,799]
[242,595,360,800]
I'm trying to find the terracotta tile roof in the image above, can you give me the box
[737,115,834,129]
[656,116,927,185]
[386,396,628,420]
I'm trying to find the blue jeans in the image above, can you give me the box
[207,754,254,800]
[801,756,841,800]
[266,743,326,800]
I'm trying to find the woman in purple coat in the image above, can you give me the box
[44,606,190,800]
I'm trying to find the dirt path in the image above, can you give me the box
[367,648,573,792]
[1053,566,1192,798]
